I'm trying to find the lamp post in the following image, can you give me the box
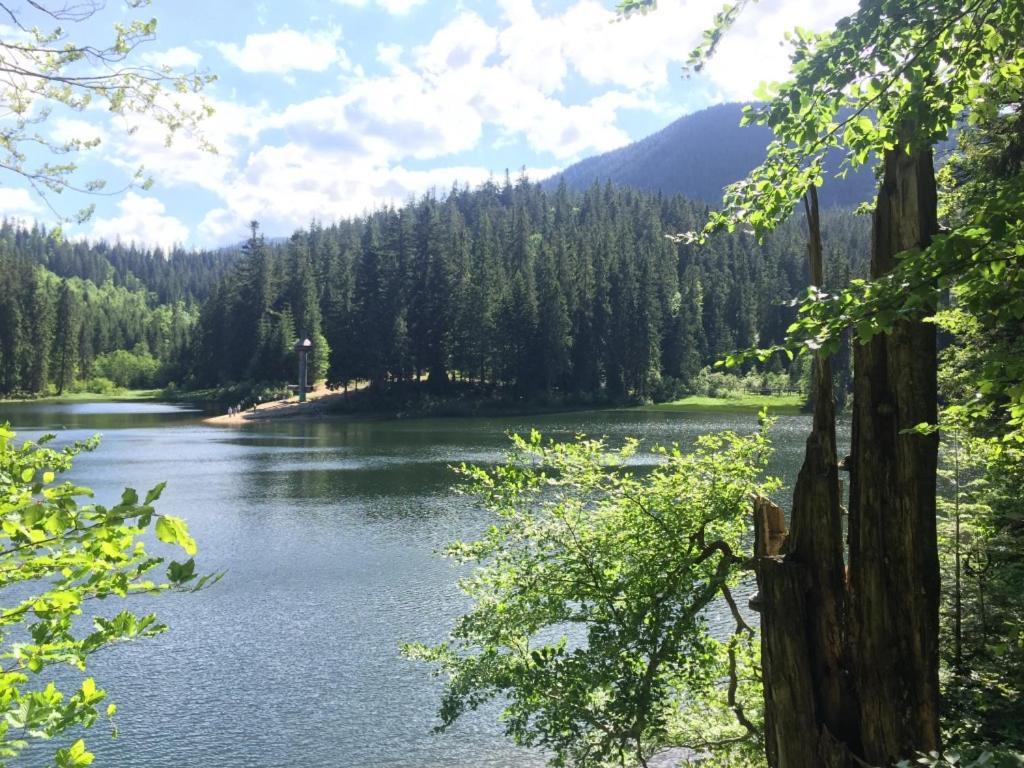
[295,337,313,403]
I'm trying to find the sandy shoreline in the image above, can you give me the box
[203,384,356,425]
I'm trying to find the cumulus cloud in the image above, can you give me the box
[198,141,559,244]
[74,0,860,248]
[217,27,349,74]
[0,188,44,222]
[49,118,107,147]
[413,13,497,75]
[490,0,858,97]
[101,89,268,200]
[88,193,190,250]
[140,46,203,70]
[699,0,857,99]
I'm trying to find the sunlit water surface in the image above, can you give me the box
[0,401,846,768]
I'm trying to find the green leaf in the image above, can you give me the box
[155,516,197,556]
[55,740,94,767]
[144,481,167,505]
[167,558,196,584]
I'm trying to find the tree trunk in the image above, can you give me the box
[848,137,940,763]
[756,187,857,768]
[757,141,940,764]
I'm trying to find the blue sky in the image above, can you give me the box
[1,0,856,249]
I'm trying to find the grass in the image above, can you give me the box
[640,393,804,414]
[0,389,162,404]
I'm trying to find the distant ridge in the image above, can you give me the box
[544,102,877,208]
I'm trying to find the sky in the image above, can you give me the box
[1,0,858,250]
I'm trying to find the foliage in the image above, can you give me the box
[675,2,1023,439]
[896,749,1024,768]
[682,1,1021,242]
[191,182,868,402]
[404,422,779,767]
[0,229,201,397]
[0,0,213,222]
[67,377,121,397]
[688,366,797,400]
[936,428,1024,753]
[613,1,1022,764]
[0,424,214,765]
[928,95,1024,756]
[91,346,161,389]
[165,380,291,409]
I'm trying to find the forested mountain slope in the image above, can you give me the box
[545,103,878,207]
[191,178,870,401]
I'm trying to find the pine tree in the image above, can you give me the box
[51,280,79,395]
[287,234,330,383]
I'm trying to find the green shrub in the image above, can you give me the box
[91,346,161,389]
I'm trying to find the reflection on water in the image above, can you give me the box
[0,400,846,768]
[0,400,207,432]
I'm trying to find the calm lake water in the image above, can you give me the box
[0,401,845,768]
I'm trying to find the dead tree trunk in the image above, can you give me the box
[849,137,941,763]
[756,135,941,768]
[756,186,857,768]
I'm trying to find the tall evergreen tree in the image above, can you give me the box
[51,280,79,395]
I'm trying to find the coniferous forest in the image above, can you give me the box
[0,178,869,402]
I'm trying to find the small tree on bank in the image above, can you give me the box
[404,424,779,767]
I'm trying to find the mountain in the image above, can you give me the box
[544,103,877,208]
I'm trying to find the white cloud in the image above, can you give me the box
[377,0,426,13]
[71,0,860,249]
[376,43,404,71]
[490,0,857,97]
[88,193,190,250]
[495,0,568,94]
[473,68,641,158]
[140,46,202,70]
[330,0,426,14]
[413,12,497,75]
[492,0,690,94]
[217,27,349,74]
[0,188,43,222]
[50,118,107,147]
[699,0,857,99]
[101,89,268,200]
[197,140,559,245]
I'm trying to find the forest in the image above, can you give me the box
[0,180,869,404]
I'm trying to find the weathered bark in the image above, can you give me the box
[756,187,856,768]
[848,136,941,763]
[755,498,815,768]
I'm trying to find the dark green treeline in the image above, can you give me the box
[192,177,869,400]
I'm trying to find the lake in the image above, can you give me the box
[0,401,842,768]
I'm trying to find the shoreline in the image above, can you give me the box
[203,384,349,425]
[201,388,804,426]
[3,387,804,423]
